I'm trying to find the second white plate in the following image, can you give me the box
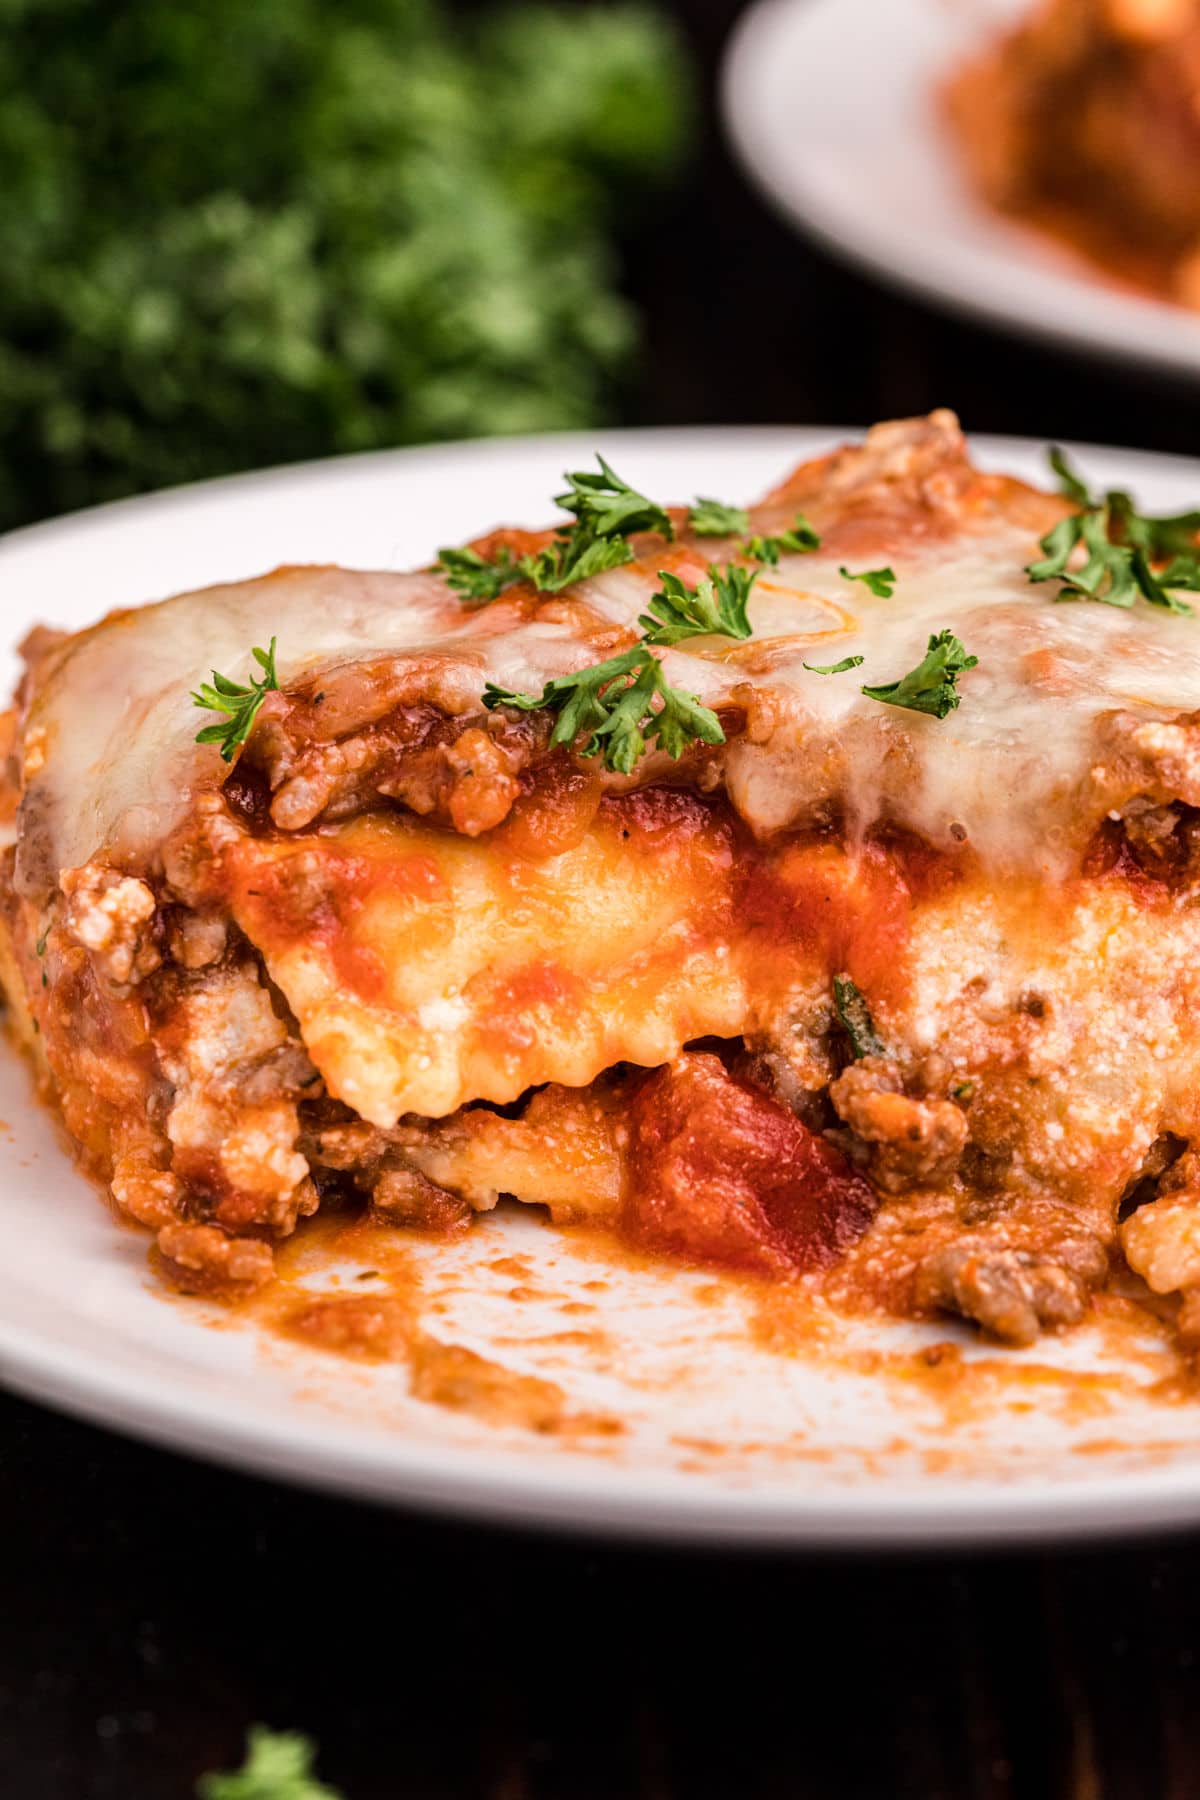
[722,0,1200,378]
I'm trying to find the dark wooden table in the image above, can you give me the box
[9,3,1200,1795]
[7,1388,1200,1800]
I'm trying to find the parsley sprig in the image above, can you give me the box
[638,564,757,644]
[484,645,724,775]
[192,638,280,762]
[435,544,521,606]
[743,516,820,565]
[1026,447,1198,615]
[803,629,976,719]
[197,1726,342,1800]
[861,629,977,719]
[803,653,864,674]
[688,491,821,564]
[690,496,750,537]
[520,532,638,595]
[436,455,674,600]
[840,565,896,598]
[688,489,824,567]
[438,468,824,607]
[556,456,674,542]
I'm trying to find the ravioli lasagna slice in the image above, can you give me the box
[8,410,1200,1349]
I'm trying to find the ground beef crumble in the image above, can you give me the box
[829,1055,969,1194]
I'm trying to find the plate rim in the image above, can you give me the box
[8,423,1200,1547]
[8,1295,1200,1548]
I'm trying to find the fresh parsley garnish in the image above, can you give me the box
[690,496,750,538]
[519,533,636,594]
[192,638,279,762]
[833,974,885,1059]
[638,564,757,645]
[439,455,675,601]
[483,645,724,775]
[690,496,820,562]
[556,456,674,544]
[743,515,821,565]
[1047,446,1092,508]
[840,565,896,598]
[1159,557,1200,592]
[860,629,977,720]
[518,458,672,592]
[435,544,521,606]
[197,1726,342,1800]
[1027,447,1198,615]
[803,653,864,675]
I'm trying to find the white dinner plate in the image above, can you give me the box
[722,0,1200,379]
[6,426,1200,1547]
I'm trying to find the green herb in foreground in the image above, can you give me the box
[743,515,821,565]
[556,456,674,543]
[833,974,886,1059]
[192,638,279,762]
[435,544,522,605]
[840,565,896,598]
[803,653,864,675]
[483,645,724,774]
[441,455,676,601]
[1027,446,1198,615]
[519,532,637,594]
[197,1726,343,1800]
[860,629,977,720]
[639,564,757,644]
[520,457,673,592]
[689,496,750,537]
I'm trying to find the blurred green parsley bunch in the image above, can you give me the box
[198,1728,341,1800]
[0,0,691,528]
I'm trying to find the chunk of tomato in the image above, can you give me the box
[625,1052,877,1277]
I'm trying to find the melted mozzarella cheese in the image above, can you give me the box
[16,489,1200,896]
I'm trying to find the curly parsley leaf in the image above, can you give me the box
[690,496,750,538]
[1049,449,1200,556]
[1026,513,1084,585]
[192,637,279,762]
[803,653,865,674]
[483,645,723,774]
[524,455,673,591]
[1027,506,1193,614]
[860,628,977,720]
[1160,556,1200,592]
[435,545,522,606]
[1048,445,1092,508]
[742,515,821,565]
[438,455,674,603]
[555,455,674,544]
[840,565,896,598]
[833,974,886,1059]
[1030,448,1198,614]
[518,533,635,594]
[197,1726,343,1800]
[639,564,757,644]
